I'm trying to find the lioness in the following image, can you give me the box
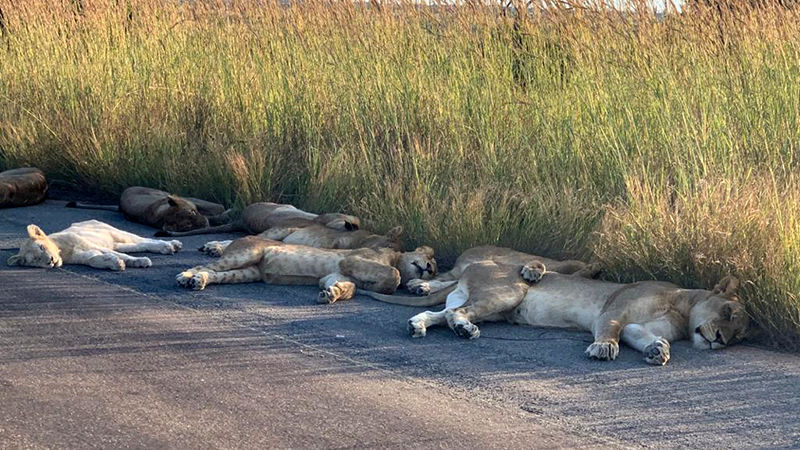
[7,220,183,271]
[67,186,229,233]
[158,201,394,253]
[198,225,404,256]
[175,236,436,304]
[360,245,599,306]
[0,167,48,208]
[405,260,748,365]
[157,201,360,237]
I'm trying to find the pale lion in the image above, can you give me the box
[405,260,748,365]
[7,220,183,271]
[67,186,229,233]
[175,236,436,304]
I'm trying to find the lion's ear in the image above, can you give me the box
[166,195,179,207]
[414,246,435,258]
[344,220,359,231]
[27,224,47,240]
[713,275,740,298]
[386,226,403,240]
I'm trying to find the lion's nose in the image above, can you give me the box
[714,330,725,344]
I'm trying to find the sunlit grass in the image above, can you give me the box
[1,0,799,349]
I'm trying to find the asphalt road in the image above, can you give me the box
[1,201,799,449]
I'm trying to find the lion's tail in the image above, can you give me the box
[154,222,242,237]
[65,201,118,212]
[357,285,455,307]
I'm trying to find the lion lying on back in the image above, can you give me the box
[160,201,402,253]
[404,260,748,365]
[361,245,599,306]
[7,220,182,271]
[175,236,436,303]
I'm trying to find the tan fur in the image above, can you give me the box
[6,220,183,271]
[360,245,599,306]
[0,168,47,208]
[199,224,403,256]
[160,201,362,239]
[68,186,228,233]
[408,262,749,365]
[176,236,436,304]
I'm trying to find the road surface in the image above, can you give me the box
[1,201,799,449]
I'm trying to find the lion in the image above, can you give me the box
[175,236,436,304]
[67,186,230,233]
[0,167,48,208]
[156,201,399,253]
[402,259,748,365]
[360,245,599,306]
[197,224,404,256]
[156,201,360,237]
[6,220,183,271]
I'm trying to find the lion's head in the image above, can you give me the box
[690,276,749,350]
[396,246,437,284]
[161,195,209,232]
[7,224,62,268]
[316,213,361,231]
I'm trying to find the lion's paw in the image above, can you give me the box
[643,338,671,366]
[128,257,152,268]
[452,320,480,340]
[521,264,545,284]
[161,240,182,254]
[585,340,619,361]
[407,317,427,338]
[176,271,193,288]
[176,271,206,290]
[110,258,126,271]
[199,241,224,257]
[318,286,340,304]
[407,279,431,296]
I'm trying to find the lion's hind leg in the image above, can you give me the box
[407,309,447,338]
[115,239,182,255]
[444,264,529,340]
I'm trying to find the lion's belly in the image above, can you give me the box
[259,247,343,278]
[282,229,332,248]
[508,276,620,332]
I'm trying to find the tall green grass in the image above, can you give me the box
[1,0,799,348]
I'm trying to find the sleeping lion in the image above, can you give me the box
[7,220,182,271]
[175,236,436,304]
[403,260,748,365]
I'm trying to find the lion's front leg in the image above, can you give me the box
[339,257,401,295]
[177,266,262,290]
[318,272,356,304]
[586,314,624,361]
[621,323,671,366]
